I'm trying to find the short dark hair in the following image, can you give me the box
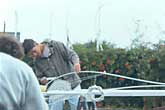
[22,39,36,54]
[0,36,24,59]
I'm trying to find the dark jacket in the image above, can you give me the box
[35,40,81,89]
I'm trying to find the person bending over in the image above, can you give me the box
[23,39,81,110]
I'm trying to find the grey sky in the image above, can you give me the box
[1,0,165,47]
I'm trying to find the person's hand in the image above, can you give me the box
[74,63,81,73]
[40,77,48,85]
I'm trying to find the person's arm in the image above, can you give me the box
[51,40,81,73]
[22,56,47,85]
[23,67,48,110]
[34,64,48,85]
[62,43,81,73]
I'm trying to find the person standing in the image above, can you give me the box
[77,96,88,110]
[23,39,81,110]
[0,36,48,110]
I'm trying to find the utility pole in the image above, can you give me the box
[65,3,73,49]
[15,11,18,39]
[3,21,6,33]
[96,4,104,51]
[65,16,73,49]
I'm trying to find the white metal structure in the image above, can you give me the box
[43,71,165,102]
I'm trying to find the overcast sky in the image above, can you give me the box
[1,0,165,47]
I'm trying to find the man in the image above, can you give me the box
[0,36,48,110]
[23,39,81,110]
[77,96,88,110]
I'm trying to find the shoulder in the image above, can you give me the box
[46,40,64,45]
[0,53,35,83]
[0,52,33,75]
[43,40,66,49]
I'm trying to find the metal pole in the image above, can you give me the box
[3,21,6,33]
[15,11,18,38]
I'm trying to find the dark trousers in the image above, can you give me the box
[87,102,95,110]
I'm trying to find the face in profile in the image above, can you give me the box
[28,44,42,59]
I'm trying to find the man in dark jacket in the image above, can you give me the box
[23,39,81,110]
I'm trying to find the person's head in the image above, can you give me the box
[0,35,24,59]
[22,39,43,58]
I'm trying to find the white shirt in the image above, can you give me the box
[0,53,48,110]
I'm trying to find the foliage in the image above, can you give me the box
[73,39,165,108]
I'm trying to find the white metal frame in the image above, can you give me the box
[43,71,165,102]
